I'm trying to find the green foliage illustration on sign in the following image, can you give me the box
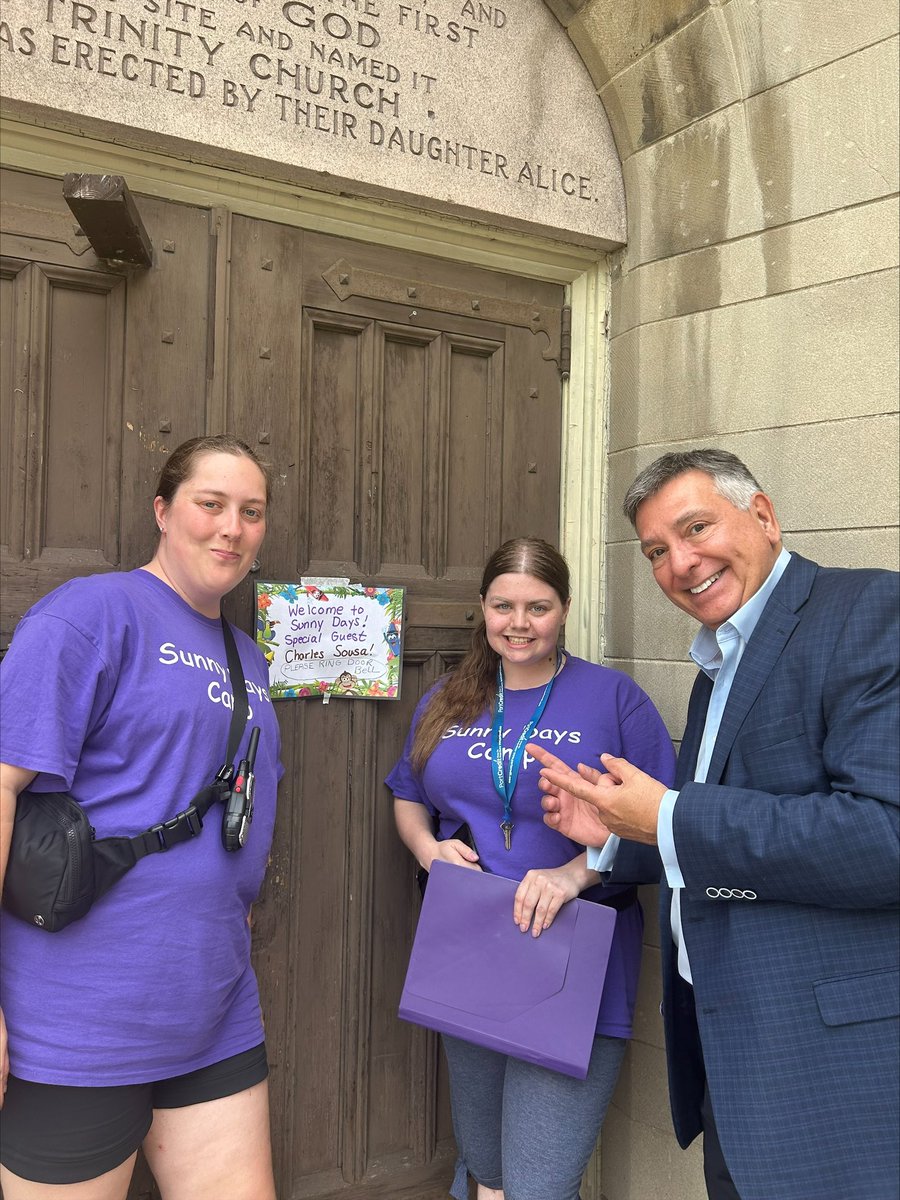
[256,580,404,700]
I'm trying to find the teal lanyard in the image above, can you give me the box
[490,651,560,850]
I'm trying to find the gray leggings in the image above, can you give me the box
[443,1033,627,1200]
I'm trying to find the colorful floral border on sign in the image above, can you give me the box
[256,581,404,700]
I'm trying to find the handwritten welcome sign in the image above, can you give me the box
[256,580,403,700]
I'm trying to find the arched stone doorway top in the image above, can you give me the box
[549,0,740,161]
[546,0,896,153]
[544,0,898,268]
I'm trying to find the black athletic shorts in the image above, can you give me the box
[0,1041,268,1185]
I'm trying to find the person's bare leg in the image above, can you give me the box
[477,1187,505,1200]
[0,1154,136,1200]
[143,1079,275,1200]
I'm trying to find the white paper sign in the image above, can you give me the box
[256,579,403,699]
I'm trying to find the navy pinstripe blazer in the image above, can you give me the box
[613,553,900,1200]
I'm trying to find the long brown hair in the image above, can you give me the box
[410,538,570,770]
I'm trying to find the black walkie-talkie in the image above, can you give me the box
[222,726,260,852]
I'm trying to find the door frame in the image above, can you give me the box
[0,116,612,664]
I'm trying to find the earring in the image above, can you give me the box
[250,559,261,573]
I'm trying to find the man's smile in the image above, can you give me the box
[689,570,723,595]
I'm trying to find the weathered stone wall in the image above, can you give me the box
[548,2,899,1196]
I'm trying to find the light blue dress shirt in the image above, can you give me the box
[589,547,792,983]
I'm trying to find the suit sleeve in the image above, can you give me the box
[673,573,899,909]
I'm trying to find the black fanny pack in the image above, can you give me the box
[3,618,254,933]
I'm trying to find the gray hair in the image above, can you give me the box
[623,449,763,526]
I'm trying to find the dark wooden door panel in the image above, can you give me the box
[0,257,125,643]
[375,325,442,580]
[117,194,214,570]
[367,650,459,1166]
[499,323,564,545]
[239,226,563,1197]
[0,173,214,648]
[443,333,505,579]
[302,310,374,576]
[290,702,355,1176]
[217,213,304,581]
[0,259,29,560]
[41,265,125,557]
[1,177,563,1197]
[0,166,101,268]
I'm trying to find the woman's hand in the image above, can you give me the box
[429,837,481,872]
[513,854,600,938]
[393,798,481,874]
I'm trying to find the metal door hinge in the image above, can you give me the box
[559,305,572,380]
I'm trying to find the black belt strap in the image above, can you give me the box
[129,617,249,860]
[220,617,250,770]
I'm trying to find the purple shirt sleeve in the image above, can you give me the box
[1,611,114,788]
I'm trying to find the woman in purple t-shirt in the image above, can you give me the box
[0,436,281,1200]
[387,538,675,1200]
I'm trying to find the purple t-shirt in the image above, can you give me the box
[386,655,675,1038]
[0,570,282,1086]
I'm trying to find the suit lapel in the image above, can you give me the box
[676,672,712,788]
[704,554,817,784]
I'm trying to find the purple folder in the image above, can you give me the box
[398,860,617,1079]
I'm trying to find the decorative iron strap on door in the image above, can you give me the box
[322,257,563,367]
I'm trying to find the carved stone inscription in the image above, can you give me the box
[0,1,625,245]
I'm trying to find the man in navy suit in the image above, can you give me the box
[529,449,899,1200]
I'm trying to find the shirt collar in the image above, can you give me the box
[689,547,792,673]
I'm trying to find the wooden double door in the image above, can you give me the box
[0,167,564,1199]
